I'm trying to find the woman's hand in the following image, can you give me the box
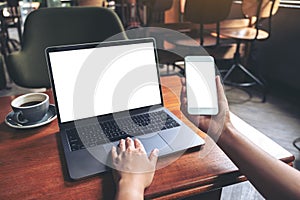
[112,137,159,200]
[180,76,231,141]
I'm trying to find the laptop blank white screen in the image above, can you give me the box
[48,41,162,123]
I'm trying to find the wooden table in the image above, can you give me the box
[0,76,294,199]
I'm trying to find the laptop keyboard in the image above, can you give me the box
[66,110,180,151]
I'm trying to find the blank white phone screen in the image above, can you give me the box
[185,56,218,114]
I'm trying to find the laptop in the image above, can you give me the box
[45,38,205,180]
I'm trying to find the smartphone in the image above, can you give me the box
[185,56,218,115]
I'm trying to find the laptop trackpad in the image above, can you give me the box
[159,128,204,150]
[136,133,173,156]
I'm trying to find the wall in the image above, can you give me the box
[255,6,300,92]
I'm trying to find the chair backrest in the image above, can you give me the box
[242,0,280,19]
[7,0,19,7]
[184,0,232,24]
[150,0,173,12]
[147,0,173,24]
[6,7,126,88]
[184,0,233,45]
[242,0,280,40]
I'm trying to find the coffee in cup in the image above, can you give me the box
[11,93,49,124]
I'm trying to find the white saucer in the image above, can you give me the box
[5,104,57,129]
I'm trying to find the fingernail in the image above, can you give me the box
[154,148,159,156]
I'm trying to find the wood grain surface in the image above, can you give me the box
[0,76,294,200]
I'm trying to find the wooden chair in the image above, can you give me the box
[153,0,233,76]
[5,7,126,88]
[184,0,233,46]
[147,0,173,25]
[219,0,280,102]
[145,0,191,76]
[148,0,199,33]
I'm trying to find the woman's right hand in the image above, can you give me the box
[180,75,231,141]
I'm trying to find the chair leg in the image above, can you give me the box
[4,33,12,54]
[237,63,264,87]
[222,42,266,102]
[10,38,20,50]
[222,63,237,83]
[200,24,204,46]
[3,24,20,53]
[16,20,23,44]
[293,137,300,151]
[0,55,7,90]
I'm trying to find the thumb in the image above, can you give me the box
[149,148,159,164]
[216,75,226,103]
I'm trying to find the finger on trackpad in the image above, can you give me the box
[136,134,172,156]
